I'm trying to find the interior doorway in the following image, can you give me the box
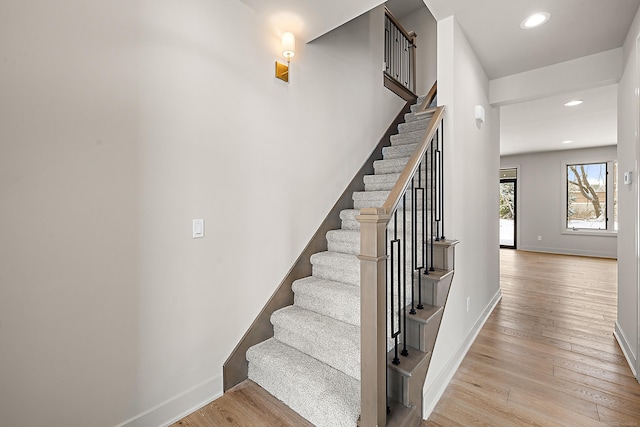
[500,168,517,248]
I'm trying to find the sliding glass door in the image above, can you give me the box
[500,169,517,249]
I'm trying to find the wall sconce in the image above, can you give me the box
[474,105,485,123]
[276,32,295,83]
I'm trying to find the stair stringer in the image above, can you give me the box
[387,240,458,427]
[222,99,415,392]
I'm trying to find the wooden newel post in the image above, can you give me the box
[357,207,390,427]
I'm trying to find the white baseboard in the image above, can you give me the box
[421,289,502,418]
[614,321,638,379]
[115,374,223,427]
[517,245,616,259]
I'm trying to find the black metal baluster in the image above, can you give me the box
[410,178,417,315]
[401,193,408,357]
[435,129,441,241]
[418,160,425,310]
[430,136,435,272]
[440,120,446,240]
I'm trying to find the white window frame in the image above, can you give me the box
[561,160,617,236]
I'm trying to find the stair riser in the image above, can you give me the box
[272,324,361,380]
[398,119,430,134]
[365,180,435,192]
[247,339,360,427]
[340,216,440,234]
[422,274,454,307]
[327,229,432,254]
[312,264,359,286]
[410,102,431,113]
[294,294,360,327]
[382,144,418,160]
[390,131,425,146]
[353,196,431,210]
[374,161,433,175]
[387,352,433,407]
[404,111,434,123]
[405,309,443,352]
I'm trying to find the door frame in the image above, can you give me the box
[500,167,519,249]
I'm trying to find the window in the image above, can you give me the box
[565,161,617,232]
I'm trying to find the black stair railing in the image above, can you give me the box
[384,8,416,95]
[358,96,445,426]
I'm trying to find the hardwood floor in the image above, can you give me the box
[173,250,640,426]
[170,380,313,427]
[426,249,639,427]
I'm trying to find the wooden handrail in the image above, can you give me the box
[384,6,416,42]
[416,81,438,114]
[382,105,445,216]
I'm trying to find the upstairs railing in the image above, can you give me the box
[358,88,444,426]
[384,8,417,99]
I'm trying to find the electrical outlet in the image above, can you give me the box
[466,297,470,313]
[538,235,542,241]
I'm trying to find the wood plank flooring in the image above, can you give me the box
[426,249,639,427]
[173,250,640,426]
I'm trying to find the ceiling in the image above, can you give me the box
[500,85,618,156]
[239,0,640,155]
[425,0,640,80]
[237,0,385,42]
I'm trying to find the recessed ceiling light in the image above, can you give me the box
[521,12,551,29]
[562,140,574,144]
[564,100,584,107]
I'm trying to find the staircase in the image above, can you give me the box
[243,94,458,427]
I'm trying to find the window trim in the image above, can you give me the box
[561,159,617,235]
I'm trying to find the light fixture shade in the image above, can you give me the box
[282,32,295,59]
[521,12,550,29]
[564,100,584,107]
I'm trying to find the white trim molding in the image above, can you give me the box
[115,374,222,427]
[615,321,639,380]
[421,289,502,418]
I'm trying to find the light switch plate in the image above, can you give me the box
[193,219,204,238]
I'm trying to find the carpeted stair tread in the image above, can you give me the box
[247,338,360,427]
[340,208,429,231]
[404,110,435,123]
[382,143,418,160]
[340,209,361,230]
[327,229,360,255]
[364,173,402,191]
[292,276,360,326]
[272,305,361,380]
[352,190,390,209]
[353,190,428,210]
[398,117,431,133]
[311,251,360,286]
[390,129,426,146]
[374,157,410,175]
[410,101,428,113]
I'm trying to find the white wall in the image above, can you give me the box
[422,15,502,416]
[397,6,438,97]
[501,146,618,258]
[0,1,404,426]
[617,6,640,378]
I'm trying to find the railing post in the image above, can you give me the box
[357,207,390,427]
[409,32,417,95]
